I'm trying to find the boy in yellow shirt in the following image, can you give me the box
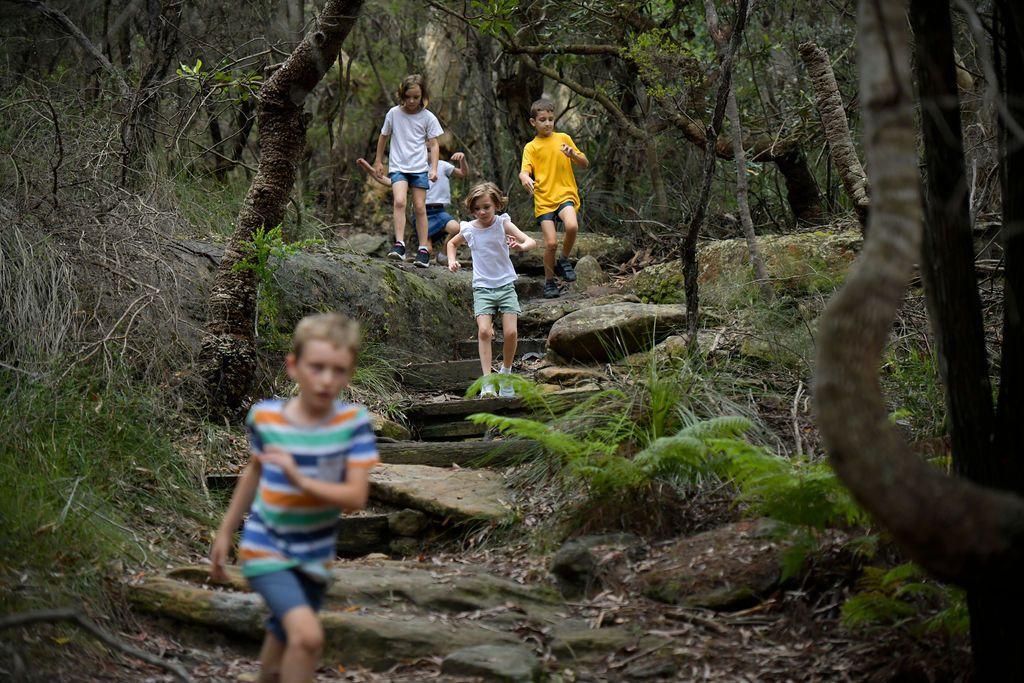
[518,97,590,299]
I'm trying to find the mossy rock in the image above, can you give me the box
[546,303,687,362]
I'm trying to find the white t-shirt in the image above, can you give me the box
[459,215,518,289]
[380,106,444,173]
[426,160,455,205]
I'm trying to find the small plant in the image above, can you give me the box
[232,224,322,338]
[841,563,968,637]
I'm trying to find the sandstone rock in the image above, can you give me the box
[549,542,598,598]
[370,412,411,440]
[389,536,420,557]
[546,303,688,362]
[442,644,542,682]
[520,293,640,334]
[512,231,633,273]
[573,255,607,289]
[638,519,785,609]
[388,508,427,536]
[336,233,388,256]
[534,366,607,386]
[370,464,514,522]
[336,513,390,557]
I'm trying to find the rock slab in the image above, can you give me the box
[442,644,542,682]
[370,464,514,522]
[546,303,688,362]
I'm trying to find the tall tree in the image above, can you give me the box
[198,0,365,418]
[815,0,1024,676]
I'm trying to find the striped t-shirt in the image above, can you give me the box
[238,399,379,580]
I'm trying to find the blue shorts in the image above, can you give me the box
[427,205,455,239]
[389,170,429,190]
[536,200,577,225]
[247,568,327,643]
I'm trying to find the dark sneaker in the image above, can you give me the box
[555,255,577,282]
[388,242,406,260]
[543,279,560,298]
[414,248,430,268]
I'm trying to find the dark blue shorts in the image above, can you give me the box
[427,206,456,238]
[247,568,327,643]
[536,200,577,225]
[389,170,430,190]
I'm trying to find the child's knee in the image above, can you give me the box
[503,325,518,342]
[563,219,579,234]
[289,623,324,658]
[478,324,494,342]
[393,196,407,212]
[544,238,557,252]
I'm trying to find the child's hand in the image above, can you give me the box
[429,167,438,182]
[560,143,576,159]
[373,161,385,178]
[256,446,301,485]
[209,534,231,582]
[520,176,535,196]
[448,259,461,273]
[450,152,465,163]
[507,235,525,252]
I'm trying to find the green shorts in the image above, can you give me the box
[473,283,521,317]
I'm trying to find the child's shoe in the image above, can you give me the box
[480,381,498,398]
[414,247,430,268]
[498,369,515,398]
[543,279,560,298]
[388,242,406,260]
[555,255,577,282]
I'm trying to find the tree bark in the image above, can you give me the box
[814,0,1024,595]
[681,0,750,343]
[198,0,365,418]
[474,33,502,181]
[798,40,870,227]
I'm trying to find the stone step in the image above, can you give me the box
[454,337,547,360]
[205,440,537,490]
[371,463,515,523]
[398,359,481,393]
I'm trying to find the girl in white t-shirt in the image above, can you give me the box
[372,74,444,268]
[446,183,537,397]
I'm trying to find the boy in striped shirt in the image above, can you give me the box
[210,312,378,683]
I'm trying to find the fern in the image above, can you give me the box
[841,563,968,637]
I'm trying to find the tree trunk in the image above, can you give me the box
[198,0,365,419]
[474,33,502,181]
[814,0,1024,604]
[682,0,750,342]
[645,138,670,224]
[798,40,870,228]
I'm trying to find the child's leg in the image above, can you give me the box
[500,312,518,370]
[257,631,285,683]
[279,606,323,683]
[392,181,409,244]
[540,219,558,281]
[411,187,429,249]
[477,314,494,377]
[558,204,579,257]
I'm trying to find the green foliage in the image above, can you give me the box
[882,343,946,439]
[232,224,322,338]
[0,368,211,613]
[841,563,969,637]
[176,57,262,103]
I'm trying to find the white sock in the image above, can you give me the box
[395,240,405,246]
[499,365,512,374]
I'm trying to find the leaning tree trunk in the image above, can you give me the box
[798,40,870,228]
[681,0,749,343]
[198,0,365,418]
[814,1,1024,676]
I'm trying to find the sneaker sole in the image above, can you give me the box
[414,260,429,268]
[388,252,406,261]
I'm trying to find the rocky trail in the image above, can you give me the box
[101,230,965,681]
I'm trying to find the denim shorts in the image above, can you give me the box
[474,283,521,316]
[536,200,577,225]
[389,170,430,189]
[247,568,327,643]
[427,206,456,238]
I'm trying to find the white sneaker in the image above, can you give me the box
[480,382,497,398]
[498,368,515,398]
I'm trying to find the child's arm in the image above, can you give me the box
[451,152,469,179]
[447,232,467,272]
[357,158,392,187]
[209,458,262,581]
[257,446,372,511]
[504,221,537,253]
[427,137,440,182]
[560,142,589,168]
[372,134,389,178]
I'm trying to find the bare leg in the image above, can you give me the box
[411,186,429,249]
[500,313,518,370]
[558,204,579,257]
[540,219,558,280]
[257,631,284,683]
[279,607,323,683]
[477,314,494,377]
[392,181,409,244]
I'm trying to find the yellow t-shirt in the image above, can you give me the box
[520,132,582,217]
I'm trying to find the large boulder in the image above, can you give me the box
[631,230,861,308]
[546,303,688,362]
[520,292,640,335]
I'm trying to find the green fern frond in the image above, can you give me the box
[465,412,610,460]
[841,592,918,629]
[679,415,754,440]
[632,435,709,478]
